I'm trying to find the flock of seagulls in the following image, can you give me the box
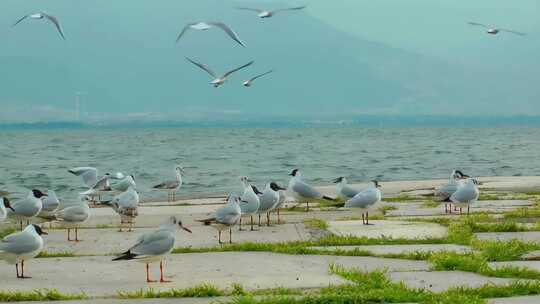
[0,163,483,281]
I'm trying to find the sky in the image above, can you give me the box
[0,0,538,123]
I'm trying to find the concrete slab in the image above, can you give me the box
[43,223,310,255]
[475,232,540,243]
[521,250,540,260]
[0,253,429,298]
[328,220,448,239]
[311,244,471,255]
[389,271,517,293]
[10,299,229,304]
[386,200,532,217]
[489,296,540,304]
[488,261,540,272]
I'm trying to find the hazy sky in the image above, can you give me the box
[0,0,538,122]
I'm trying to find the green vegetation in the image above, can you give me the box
[303,218,328,230]
[37,251,76,258]
[118,284,223,299]
[379,205,398,215]
[471,239,540,261]
[0,289,87,302]
[384,195,422,202]
[0,227,16,238]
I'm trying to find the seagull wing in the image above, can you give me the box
[68,167,98,188]
[249,70,273,82]
[130,230,175,256]
[209,22,245,47]
[273,6,307,13]
[176,22,197,43]
[12,14,31,27]
[223,61,254,78]
[468,22,488,28]
[186,57,217,78]
[500,28,526,36]
[42,13,65,40]
[236,7,264,13]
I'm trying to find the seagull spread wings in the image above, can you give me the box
[223,61,254,78]
[185,57,217,78]
[249,70,273,82]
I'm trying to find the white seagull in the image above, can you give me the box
[7,190,46,230]
[55,197,91,242]
[153,165,184,202]
[36,190,60,223]
[1,198,15,222]
[343,180,382,225]
[450,178,480,215]
[288,169,334,211]
[186,57,254,88]
[177,22,245,47]
[111,175,137,193]
[333,177,361,199]
[197,194,242,244]
[113,216,192,283]
[104,186,140,232]
[257,182,286,226]
[239,177,261,231]
[436,170,469,213]
[13,12,65,40]
[243,70,273,87]
[0,224,47,279]
[468,22,525,36]
[236,6,306,18]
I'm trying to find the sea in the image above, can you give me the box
[1,126,539,202]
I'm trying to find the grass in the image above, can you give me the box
[118,283,224,299]
[379,205,398,215]
[229,265,540,304]
[36,251,76,258]
[471,239,540,261]
[0,227,16,238]
[0,289,87,302]
[383,195,423,202]
[303,218,328,230]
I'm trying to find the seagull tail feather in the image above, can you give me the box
[196,218,216,225]
[112,251,137,261]
[322,195,336,201]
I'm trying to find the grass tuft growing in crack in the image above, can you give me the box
[0,289,87,302]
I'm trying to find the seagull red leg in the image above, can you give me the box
[146,263,156,283]
[159,261,171,283]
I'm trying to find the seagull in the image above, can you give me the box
[468,22,525,36]
[177,22,245,47]
[103,186,139,232]
[450,178,480,215]
[257,182,286,226]
[243,70,273,87]
[272,190,291,224]
[436,170,469,213]
[333,177,361,199]
[36,190,60,223]
[0,224,47,279]
[153,165,184,202]
[342,180,382,225]
[113,216,192,283]
[197,194,242,244]
[239,177,260,231]
[1,198,15,222]
[288,169,334,211]
[7,190,46,230]
[111,175,137,193]
[12,12,65,40]
[55,197,90,242]
[79,175,113,201]
[236,6,306,18]
[186,57,254,88]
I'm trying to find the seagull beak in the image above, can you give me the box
[41,230,48,235]
[278,186,287,191]
[180,225,192,233]
[8,206,15,212]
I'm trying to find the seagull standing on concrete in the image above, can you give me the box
[333,177,361,199]
[0,224,47,279]
[153,166,184,202]
[177,22,245,47]
[257,182,286,226]
[0,198,15,222]
[343,180,382,225]
[288,169,334,211]
[450,178,480,215]
[104,186,140,232]
[236,6,306,18]
[239,177,260,231]
[197,194,242,244]
[12,12,66,40]
[7,190,46,230]
[55,197,91,242]
[36,190,60,223]
[113,216,192,283]
[186,57,254,88]
[436,170,469,213]
[111,175,137,193]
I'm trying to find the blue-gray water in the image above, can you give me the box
[1,127,539,202]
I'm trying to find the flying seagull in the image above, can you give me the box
[243,70,273,87]
[236,6,306,18]
[177,22,245,47]
[468,22,525,36]
[13,12,65,40]
[186,57,254,88]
